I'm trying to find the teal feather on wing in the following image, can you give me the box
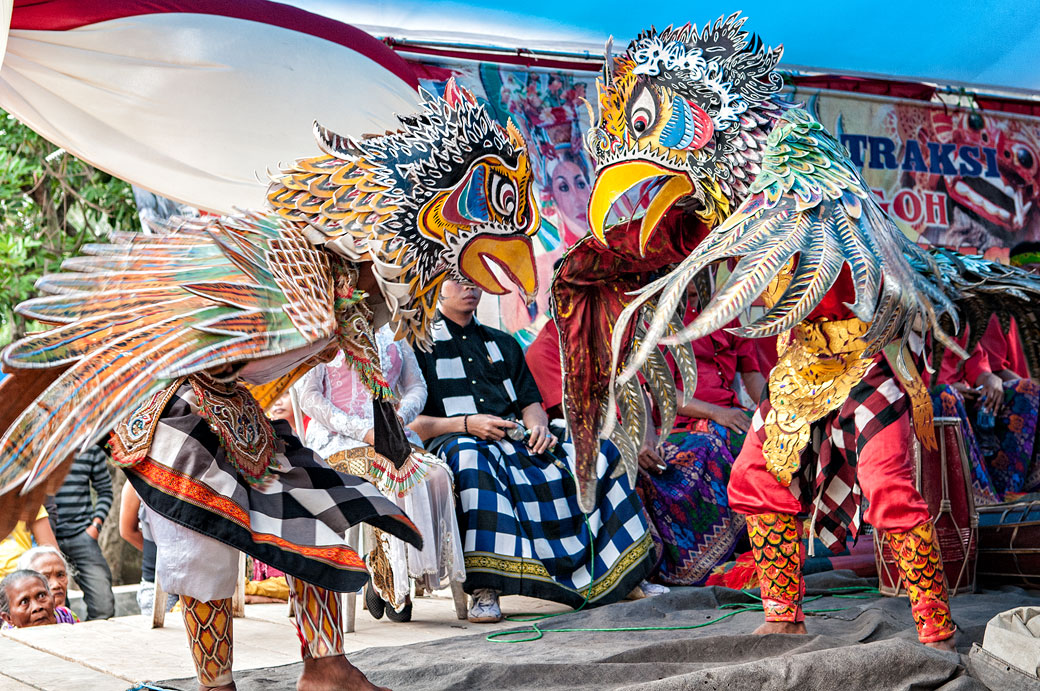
[612,107,958,396]
[0,212,337,499]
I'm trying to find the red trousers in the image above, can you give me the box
[729,405,930,533]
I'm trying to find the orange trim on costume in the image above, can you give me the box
[384,513,419,536]
[747,512,805,623]
[886,521,955,643]
[131,459,367,571]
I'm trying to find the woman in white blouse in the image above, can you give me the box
[295,324,464,621]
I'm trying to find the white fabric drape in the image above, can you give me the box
[0,7,420,213]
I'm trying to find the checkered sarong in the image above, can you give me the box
[440,436,653,607]
[752,354,910,553]
[124,383,421,593]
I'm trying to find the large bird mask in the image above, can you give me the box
[556,15,965,511]
[0,80,540,533]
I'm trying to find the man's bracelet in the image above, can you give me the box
[463,415,470,435]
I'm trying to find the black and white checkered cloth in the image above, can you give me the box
[125,382,421,593]
[441,435,653,607]
[418,316,542,420]
[418,314,652,605]
[432,318,513,416]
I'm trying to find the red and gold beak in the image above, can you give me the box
[459,235,537,303]
[588,161,692,255]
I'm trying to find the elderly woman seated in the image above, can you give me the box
[16,547,78,624]
[1,570,63,629]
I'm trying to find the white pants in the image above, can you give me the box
[145,506,239,602]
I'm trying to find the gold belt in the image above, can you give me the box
[762,318,935,486]
[763,318,872,486]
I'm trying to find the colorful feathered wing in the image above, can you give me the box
[0,80,541,535]
[913,249,1040,379]
[610,108,960,394]
[0,214,338,534]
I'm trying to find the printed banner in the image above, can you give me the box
[411,59,1040,336]
[803,89,1040,261]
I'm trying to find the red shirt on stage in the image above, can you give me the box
[980,314,1029,378]
[1006,319,1029,378]
[754,337,780,374]
[525,319,564,416]
[673,303,761,426]
[936,326,992,387]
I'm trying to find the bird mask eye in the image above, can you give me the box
[433,158,532,234]
[488,172,518,221]
[628,84,658,138]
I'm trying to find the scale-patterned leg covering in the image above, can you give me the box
[181,596,233,687]
[747,513,805,622]
[287,575,344,660]
[886,521,956,643]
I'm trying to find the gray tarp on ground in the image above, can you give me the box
[157,572,1040,690]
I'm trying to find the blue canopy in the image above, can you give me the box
[309,0,1040,96]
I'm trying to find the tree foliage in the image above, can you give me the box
[0,110,138,342]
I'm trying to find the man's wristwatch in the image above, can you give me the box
[91,519,103,531]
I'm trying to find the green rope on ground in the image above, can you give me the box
[125,684,172,691]
[484,453,882,644]
[487,603,757,643]
[481,458,601,641]
[488,585,881,643]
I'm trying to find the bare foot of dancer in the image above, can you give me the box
[199,684,236,691]
[298,655,391,691]
[753,621,807,635]
[924,635,957,652]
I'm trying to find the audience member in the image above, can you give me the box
[636,285,764,585]
[930,324,1033,504]
[269,391,301,435]
[976,315,1040,498]
[0,570,58,629]
[119,482,178,614]
[296,325,464,622]
[981,313,1030,380]
[16,547,79,624]
[50,445,115,620]
[411,280,653,623]
[0,506,58,578]
[924,242,1040,501]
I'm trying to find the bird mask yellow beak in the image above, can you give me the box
[588,161,692,256]
[458,234,538,304]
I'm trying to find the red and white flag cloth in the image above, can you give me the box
[0,0,420,213]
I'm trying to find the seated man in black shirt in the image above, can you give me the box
[411,281,653,623]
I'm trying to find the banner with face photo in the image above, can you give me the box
[410,57,1040,337]
[411,59,599,344]
[798,89,1040,262]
